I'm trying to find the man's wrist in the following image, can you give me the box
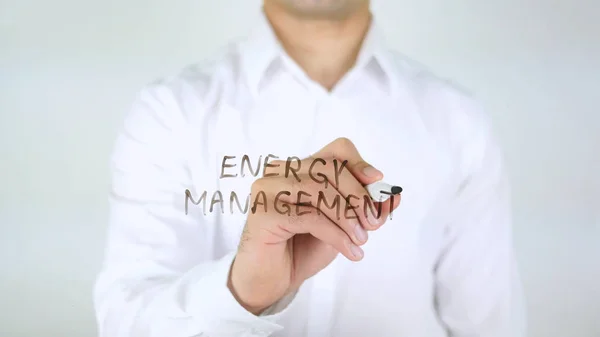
[227,256,272,315]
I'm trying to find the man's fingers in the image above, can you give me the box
[287,208,364,262]
[247,196,363,261]
[366,194,402,231]
[261,137,383,189]
[252,176,368,246]
[282,155,388,231]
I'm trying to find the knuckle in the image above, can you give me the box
[252,177,268,191]
[341,215,356,230]
[336,233,352,250]
[334,137,355,150]
[288,208,303,227]
[291,174,312,195]
[335,137,353,146]
[322,155,337,164]
[341,218,359,238]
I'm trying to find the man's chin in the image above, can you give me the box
[277,0,364,20]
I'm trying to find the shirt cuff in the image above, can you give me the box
[187,251,297,336]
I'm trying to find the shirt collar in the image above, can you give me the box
[238,9,397,98]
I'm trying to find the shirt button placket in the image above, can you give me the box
[307,97,327,150]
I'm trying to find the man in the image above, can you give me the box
[94,0,526,336]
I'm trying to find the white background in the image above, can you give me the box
[1,0,598,336]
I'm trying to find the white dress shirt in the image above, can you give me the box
[94,11,526,337]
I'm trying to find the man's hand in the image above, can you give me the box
[228,138,401,314]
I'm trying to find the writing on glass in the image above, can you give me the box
[184,155,399,220]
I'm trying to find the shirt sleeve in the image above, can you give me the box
[434,98,527,337]
[93,83,296,337]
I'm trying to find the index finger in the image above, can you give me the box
[312,137,383,185]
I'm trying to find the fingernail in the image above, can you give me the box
[367,209,382,227]
[354,223,368,243]
[349,243,364,259]
[362,165,382,178]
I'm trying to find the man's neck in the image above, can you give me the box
[263,2,372,91]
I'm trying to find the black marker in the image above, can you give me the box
[365,181,403,202]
